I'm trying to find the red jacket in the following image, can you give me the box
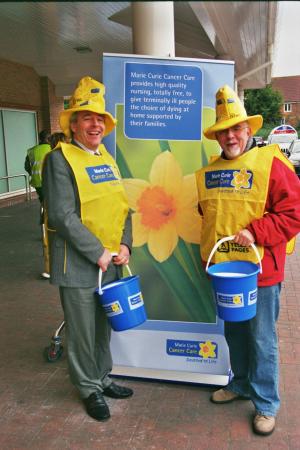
[246,155,300,286]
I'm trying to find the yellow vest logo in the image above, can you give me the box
[231,168,252,190]
[204,169,253,190]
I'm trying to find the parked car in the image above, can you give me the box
[288,139,300,178]
[267,125,298,156]
[253,136,265,147]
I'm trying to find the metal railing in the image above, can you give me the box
[0,173,31,201]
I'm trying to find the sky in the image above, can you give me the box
[272,1,300,77]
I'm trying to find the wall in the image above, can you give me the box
[280,103,300,127]
[47,78,64,132]
[0,58,63,133]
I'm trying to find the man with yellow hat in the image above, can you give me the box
[196,85,300,436]
[43,77,133,421]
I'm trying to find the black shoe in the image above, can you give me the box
[103,382,133,399]
[83,391,110,421]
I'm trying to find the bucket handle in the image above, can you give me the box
[205,235,262,274]
[98,264,133,295]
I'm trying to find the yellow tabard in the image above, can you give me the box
[196,144,294,264]
[61,142,129,254]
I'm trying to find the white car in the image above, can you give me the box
[288,139,300,178]
[268,125,298,156]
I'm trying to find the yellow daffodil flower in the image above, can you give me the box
[111,303,121,312]
[198,340,216,358]
[233,295,242,305]
[123,151,202,262]
[231,168,251,190]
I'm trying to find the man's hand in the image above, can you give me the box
[97,248,112,272]
[233,229,255,247]
[113,244,130,266]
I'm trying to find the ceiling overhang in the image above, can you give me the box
[189,1,278,90]
[0,2,278,96]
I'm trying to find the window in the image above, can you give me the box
[284,103,292,112]
[0,109,37,195]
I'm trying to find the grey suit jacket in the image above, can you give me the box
[42,146,132,288]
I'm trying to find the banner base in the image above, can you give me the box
[112,365,229,386]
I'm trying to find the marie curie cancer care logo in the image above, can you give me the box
[217,289,257,308]
[102,301,123,317]
[86,164,119,184]
[205,168,253,190]
[102,293,144,317]
[166,339,218,363]
[128,292,144,310]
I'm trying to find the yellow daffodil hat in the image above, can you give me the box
[59,76,117,138]
[204,85,263,140]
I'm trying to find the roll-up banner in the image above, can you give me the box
[103,54,234,385]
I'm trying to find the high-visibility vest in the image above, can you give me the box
[196,145,295,263]
[61,142,129,253]
[27,143,51,188]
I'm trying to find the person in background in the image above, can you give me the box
[25,129,51,203]
[196,85,300,436]
[42,76,133,422]
[41,133,67,280]
[25,130,52,279]
[49,131,68,149]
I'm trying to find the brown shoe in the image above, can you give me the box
[211,388,244,404]
[253,414,275,436]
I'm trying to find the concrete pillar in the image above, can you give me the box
[238,88,244,104]
[132,2,175,57]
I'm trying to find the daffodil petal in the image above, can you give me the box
[122,179,150,210]
[132,213,149,246]
[149,151,182,196]
[175,207,202,243]
[148,223,178,262]
[177,174,199,208]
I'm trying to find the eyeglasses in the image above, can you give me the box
[217,125,250,137]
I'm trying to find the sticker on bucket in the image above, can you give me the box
[128,292,144,310]
[248,289,257,305]
[216,292,244,308]
[103,301,124,317]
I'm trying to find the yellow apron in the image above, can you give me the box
[61,142,129,253]
[196,145,295,264]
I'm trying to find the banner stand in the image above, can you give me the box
[112,365,229,386]
[103,53,235,385]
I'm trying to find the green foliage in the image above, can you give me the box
[295,121,300,134]
[244,85,283,125]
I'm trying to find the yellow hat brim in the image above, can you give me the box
[59,104,117,138]
[204,114,263,140]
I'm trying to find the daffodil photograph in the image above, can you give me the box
[116,104,220,323]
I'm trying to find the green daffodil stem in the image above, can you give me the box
[174,240,216,319]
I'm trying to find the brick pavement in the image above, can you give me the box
[0,200,299,450]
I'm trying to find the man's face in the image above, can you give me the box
[216,121,251,159]
[70,111,106,150]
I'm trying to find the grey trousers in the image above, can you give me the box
[59,286,113,399]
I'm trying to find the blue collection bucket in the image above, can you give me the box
[206,236,262,322]
[96,265,147,332]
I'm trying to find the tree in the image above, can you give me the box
[244,85,283,125]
